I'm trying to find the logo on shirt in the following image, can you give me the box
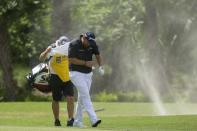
[56,56,61,63]
[88,47,93,51]
[79,49,85,52]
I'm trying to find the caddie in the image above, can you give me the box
[39,36,74,127]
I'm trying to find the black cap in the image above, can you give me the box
[84,32,96,42]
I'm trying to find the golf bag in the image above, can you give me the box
[26,63,51,93]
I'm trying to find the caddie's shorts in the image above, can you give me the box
[49,74,74,101]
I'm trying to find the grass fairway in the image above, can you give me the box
[0,102,197,131]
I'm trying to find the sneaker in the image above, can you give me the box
[73,121,84,128]
[92,119,101,127]
[67,118,74,126]
[54,119,61,126]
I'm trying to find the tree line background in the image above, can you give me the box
[0,0,197,102]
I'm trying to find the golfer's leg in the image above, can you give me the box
[78,79,98,124]
[74,94,83,122]
[70,72,84,124]
[86,72,93,91]
[85,72,98,124]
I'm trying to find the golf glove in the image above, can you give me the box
[99,66,105,76]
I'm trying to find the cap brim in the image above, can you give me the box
[84,33,95,41]
[88,37,95,41]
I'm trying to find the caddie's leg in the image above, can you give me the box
[52,100,61,126]
[66,96,74,119]
[66,96,75,126]
[52,100,59,120]
[49,74,62,126]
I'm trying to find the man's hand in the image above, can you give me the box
[39,46,51,61]
[98,66,105,76]
[85,61,97,68]
[46,46,52,53]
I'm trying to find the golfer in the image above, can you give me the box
[68,32,104,127]
[39,36,74,127]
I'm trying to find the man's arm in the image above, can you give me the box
[68,42,97,67]
[95,54,105,75]
[39,46,51,61]
[69,58,86,66]
[69,58,97,68]
[95,54,102,66]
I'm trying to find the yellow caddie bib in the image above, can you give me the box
[50,53,70,82]
[48,40,70,82]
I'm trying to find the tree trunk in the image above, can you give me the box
[0,20,18,101]
[143,0,168,93]
[144,0,158,54]
[51,0,71,41]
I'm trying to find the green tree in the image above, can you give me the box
[51,0,72,41]
[70,0,197,101]
[71,0,144,92]
[0,0,51,101]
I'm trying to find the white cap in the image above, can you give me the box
[59,36,69,42]
[55,36,70,46]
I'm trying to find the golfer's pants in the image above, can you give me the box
[70,71,98,124]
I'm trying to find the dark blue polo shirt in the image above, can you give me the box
[68,37,100,73]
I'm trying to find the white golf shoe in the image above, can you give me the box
[73,121,85,128]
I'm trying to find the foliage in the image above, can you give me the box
[71,0,145,92]
[0,70,3,99]
[117,91,148,102]
[93,91,118,102]
[0,0,51,64]
[1,0,197,101]
[0,64,51,101]
[71,0,197,102]
[25,91,52,101]
[93,90,149,102]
